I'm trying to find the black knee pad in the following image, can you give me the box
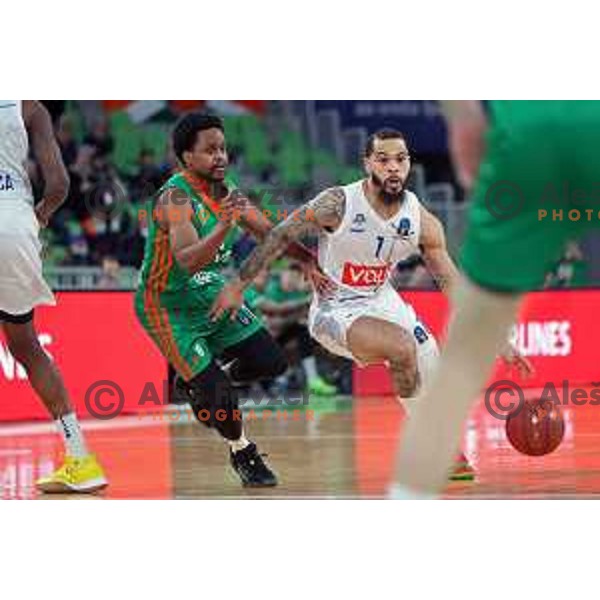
[222,330,288,384]
[184,363,243,441]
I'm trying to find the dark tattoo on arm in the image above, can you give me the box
[311,186,346,231]
[432,273,453,292]
[238,187,346,286]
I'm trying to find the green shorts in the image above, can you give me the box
[135,282,263,381]
[460,101,600,292]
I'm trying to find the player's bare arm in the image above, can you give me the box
[419,203,533,377]
[238,186,345,286]
[22,100,69,227]
[231,190,337,295]
[418,205,459,295]
[160,187,234,274]
[236,194,314,262]
[209,187,345,321]
[440,100,488,192]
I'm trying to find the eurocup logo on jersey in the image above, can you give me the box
[395,217,413,238]
[341,263,390,287]
[350,213,366,233]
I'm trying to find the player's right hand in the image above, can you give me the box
[303,262,337,298]
[218,193,244,225]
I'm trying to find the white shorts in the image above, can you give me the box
[308,284,439,387]
[0,202,55,317]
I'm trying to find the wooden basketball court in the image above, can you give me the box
[1,391,598,499]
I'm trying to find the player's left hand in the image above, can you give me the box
[210,279,245,322]
[500,347,535,379]
[303,262,337,298]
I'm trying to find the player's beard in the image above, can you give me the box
[208,179,229,200]
[196,166,226,183]
[193,165,228,198]
[370,172,406,206]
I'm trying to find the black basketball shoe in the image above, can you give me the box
[230,442,278,487]
[172,374,193,405]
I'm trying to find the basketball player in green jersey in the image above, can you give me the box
[392,101,600,498]
[135,112,328,487]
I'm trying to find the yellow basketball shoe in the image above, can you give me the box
[36,454,108,494]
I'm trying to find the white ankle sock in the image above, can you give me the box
[229,435,250,453]
[388,484,438,500]
[302,356,319,380]
[56,412,89,458]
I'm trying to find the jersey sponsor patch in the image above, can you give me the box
[341,262,389,287]
[395,217,414,237]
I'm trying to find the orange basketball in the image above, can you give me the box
[506,398,565,456]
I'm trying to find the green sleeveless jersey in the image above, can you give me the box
[137,171,240,299]
[134,170,264,379]
[463,101,600,292]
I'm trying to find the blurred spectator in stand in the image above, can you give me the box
[128,209,149,269]
[130,149,166,201]
[161,144,178,176]
[84,117,114,158]
[60,144,97,231]
[97,255,122,289]
[56,115,79,169]
[85,155,132,264]
[67,232,91,266]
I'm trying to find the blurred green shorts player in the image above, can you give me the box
[462,101,600,291]
[394,101,600,497]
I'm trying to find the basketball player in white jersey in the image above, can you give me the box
[212,128,533,482]
[0,100,107,492]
